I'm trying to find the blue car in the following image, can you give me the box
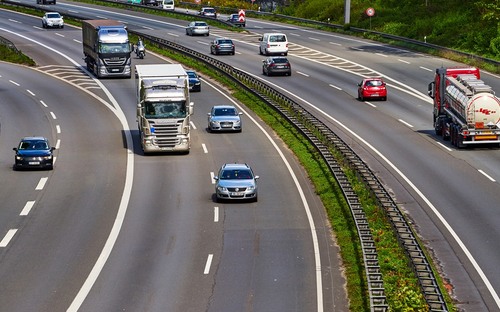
[13,137,55,170]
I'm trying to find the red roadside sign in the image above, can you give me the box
[366,7,375,17]
[238,9,245,22]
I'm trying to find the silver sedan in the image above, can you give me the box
[186,21,209,36]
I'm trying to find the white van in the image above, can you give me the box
[259,33,288,56]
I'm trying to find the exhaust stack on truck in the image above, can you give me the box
[136,64,194,154]
[82,19,132,78]
[428,67,500,148]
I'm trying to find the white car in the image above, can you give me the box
[42,12,64,29]
[199,7,217,18]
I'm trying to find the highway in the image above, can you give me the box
[2,1,500,311]
[0,7,347,312]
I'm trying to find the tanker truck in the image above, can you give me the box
[136,64,194,154]
[82,19,132,78]
[428,66,500,148]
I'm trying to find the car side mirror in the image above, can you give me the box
[213,176,219,180]
[51,147,56,151]
[357,83,362,87]
[258,37,263,41]
[13,147,18,152]
[254,175,260,179]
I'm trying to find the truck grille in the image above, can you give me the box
[103,57,127,66]
[150,120,182,148]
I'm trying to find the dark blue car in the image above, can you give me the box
[13,137,55,170]
[186,70,201,92]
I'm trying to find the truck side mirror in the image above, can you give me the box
[428,82,435,99]
[189,102,194,115]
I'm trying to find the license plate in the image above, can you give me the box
[222,124,231,128]
[111,69,119,72]
[29,161,40,165]
[231,192,244,196]
[276,66,284,68]
[371,93,379,97]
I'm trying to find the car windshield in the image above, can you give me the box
[220,169,252,180]
[19,140,49,150]
[213,107,237,116]
[204,8,215,13]
[187,72,197,78]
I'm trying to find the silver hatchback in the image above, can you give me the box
[214,163,259,202]
[207,105,242,132]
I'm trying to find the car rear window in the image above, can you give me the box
[273,58,288,63]
[195,22,207,26]
[367,80,383,86]
[219,40,232,44]
[270,35,286,42]
[48,14,60,18]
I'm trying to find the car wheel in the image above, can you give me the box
[382,96,387,101]
[358,92,364,101]
[259,47,263,55]
[287,71,291,76]
[262,67,266,75]
[284,52,288,56]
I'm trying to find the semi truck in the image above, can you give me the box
[82,19,132,78]
[136,64,194,154]
[428,66,500,148]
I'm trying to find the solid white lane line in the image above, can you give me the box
[204,254,213,274]
[20,201,36,216]
[214,207,219,222]
[398,119,414,128]
[35,177,48,190]
[478,170,496,182]
[0,229,18,247]
[210,172,215,184]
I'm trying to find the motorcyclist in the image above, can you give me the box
[135,38,145,58]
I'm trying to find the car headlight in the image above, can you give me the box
[234,119,241,125]
[16,155,23,160]
[247,185,255,191]
[42,155,53,160]
[217,186,227,192]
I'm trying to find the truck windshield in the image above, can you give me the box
[144,101,187,118]
[99,43,130,53]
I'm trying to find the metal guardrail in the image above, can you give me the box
[0,0,448,309]
[0,36,20,52]
[132,31,448,311]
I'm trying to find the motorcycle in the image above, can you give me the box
[135,42,146,59]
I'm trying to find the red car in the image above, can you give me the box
[357,78,387,101]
